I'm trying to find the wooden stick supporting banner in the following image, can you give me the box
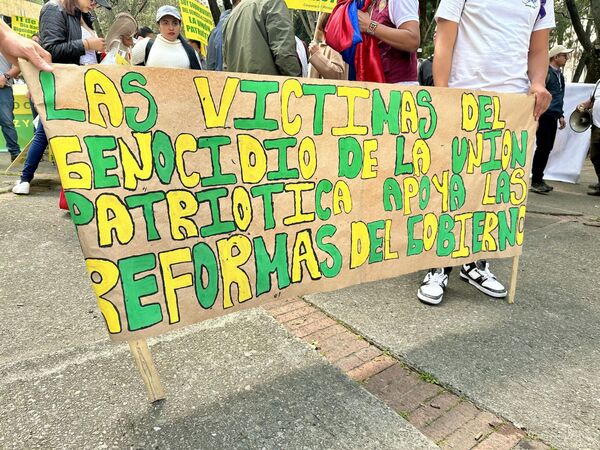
[508,255,520,304]
[128,339,166,402]
[313,12,325,41]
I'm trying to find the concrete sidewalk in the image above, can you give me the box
[2,153,599,449]
[309,162,600,449]
[0,154,436,449]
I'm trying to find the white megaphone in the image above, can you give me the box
[104,12,138,52]
[569,108,592,133]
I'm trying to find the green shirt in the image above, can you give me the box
[223,0,301,77]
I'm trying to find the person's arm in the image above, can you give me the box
[206,30,217,70]
[0,21,52,71]
[558,116,566,129]
[308,45,344,80]
[578,81,598,111]
[0,64,18,88]
[7,64,20,79]
[264,0,301,76]
[578,97,594,111]
[357,13,420,52]
[557,73,566,129]
[528,29,552,120]
[432,18,458,87]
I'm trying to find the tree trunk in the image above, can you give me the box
[565,0,593,51]
[419,0,427,39]
[572,53,588,82]
[587,0,600,82]
[207,0,221,25]
[584,49,600,83]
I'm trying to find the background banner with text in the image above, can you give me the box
[284,0,336,13]
[178,0,214,45]
[12,15,39,38]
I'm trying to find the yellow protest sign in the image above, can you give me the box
[179,0,214,45]
[285,0,336,13]
[12,15,39,38]
[22,63,536,342]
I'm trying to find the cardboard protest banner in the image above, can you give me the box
[178,0,214,45]
[22,63,536,343]
[285,0,336,13]
[12,15,39,38]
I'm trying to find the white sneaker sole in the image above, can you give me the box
[417,290,443,305]
[459,272,507,298]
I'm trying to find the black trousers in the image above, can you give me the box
[591,125,600,183]
[532,114,559,184]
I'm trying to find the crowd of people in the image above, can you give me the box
[1,0,599,306]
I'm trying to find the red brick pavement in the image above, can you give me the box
[264,297,552,450]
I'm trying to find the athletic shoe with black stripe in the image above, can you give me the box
[459,262,507,298]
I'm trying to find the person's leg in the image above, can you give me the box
[29,99,38,120]
[21,121,48,182]
[531,114,558,192]
[0,87,20,159]
[12,122,48,194]
[589,126,600,195]
[460,260,507,298]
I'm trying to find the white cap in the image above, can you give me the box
[156,5,182,22]
[549,45,573,59]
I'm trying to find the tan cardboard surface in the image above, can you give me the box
[21,62,536,341]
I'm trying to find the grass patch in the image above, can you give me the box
[419,371,439,385]
[398,410,410,420]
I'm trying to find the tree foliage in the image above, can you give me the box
[418,0,439,58]
[563,0,599,82]
[94,0,179,35]
[93,0,226,34]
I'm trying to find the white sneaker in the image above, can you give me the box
[417,269,448,305]
[459,262,507,298]
[12,181,30,195]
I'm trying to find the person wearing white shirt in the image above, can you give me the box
[295,36,308,77]
[131,5,201,69]
[417,0,555,306]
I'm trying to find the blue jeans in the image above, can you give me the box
[0,87,20,157]
[21,121,47,183]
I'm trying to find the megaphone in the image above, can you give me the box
[105,13,138,52]
[569,108,592,133]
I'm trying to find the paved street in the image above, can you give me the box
[1,153,599,449]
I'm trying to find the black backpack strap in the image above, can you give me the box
[144,39,155,66]
[178,36,202,70]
